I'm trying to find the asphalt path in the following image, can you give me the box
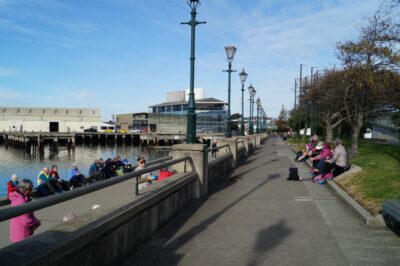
[124,137,400,266]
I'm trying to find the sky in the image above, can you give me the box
[0,0,382,120]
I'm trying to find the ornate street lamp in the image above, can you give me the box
[181,0,206,143]
[223,45,237,138]
[238,68,248,136]
[248,84,256,135]
[256,98,261,133]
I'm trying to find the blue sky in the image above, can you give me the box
[0,0,381,120]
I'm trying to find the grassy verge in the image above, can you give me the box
[287,137,400,216]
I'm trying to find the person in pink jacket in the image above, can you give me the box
[9,179,41,243]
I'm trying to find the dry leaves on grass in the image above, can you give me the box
[334,172,382,216]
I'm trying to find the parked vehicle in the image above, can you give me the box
[129,129,141,133]
[364,128,372,139]
[118,129,128,133]
[84,128,98,133]
[99,126,115,133]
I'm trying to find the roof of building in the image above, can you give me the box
[149,97,226,108]
[0,107,100,117]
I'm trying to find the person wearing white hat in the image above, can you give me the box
[68,163,86,189]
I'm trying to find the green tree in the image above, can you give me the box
[337,3,400,156]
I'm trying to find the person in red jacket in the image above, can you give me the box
[7,174,19,199]
[158,167,175,181]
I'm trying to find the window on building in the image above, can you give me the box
[166,105,171,112]
[182,104,188,111]
[16,109,20,113]
[54,109,57,114]
[173,105,181,112]
[79,110,82,114]
[29,109,32,113]
[66,110,69,114]
[42,109,46,114]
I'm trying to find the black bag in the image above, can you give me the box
[287,165,300,181]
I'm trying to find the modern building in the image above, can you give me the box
[116,112,148,131]
[0,107,101,132]
[148,89,227,134]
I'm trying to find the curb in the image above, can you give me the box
[287,142,384,226]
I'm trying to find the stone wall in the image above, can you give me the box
[0,173,198,266]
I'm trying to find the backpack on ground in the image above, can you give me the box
[287,165,301,181]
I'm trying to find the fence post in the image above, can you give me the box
[170,144,208,199]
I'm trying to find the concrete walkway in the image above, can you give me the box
[124,137,400,266]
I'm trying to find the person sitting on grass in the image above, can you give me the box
[325,139,348,177]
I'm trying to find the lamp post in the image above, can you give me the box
[181,0,206,144]
[248,84,256,135]
[223,46,237,138]
[238,68,248,136]
[256,98,261,133]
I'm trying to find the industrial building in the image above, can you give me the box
[116,113,148,131]
[0,107,101,132]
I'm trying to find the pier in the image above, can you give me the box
[0,132,225,156]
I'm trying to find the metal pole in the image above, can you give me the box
[256,104,260,133]
[182,2,206,144]
[310,67,314,136]
[298,64,302,147]
[249,97,253,135]
[241,83,245,136]
[225,61,232,138]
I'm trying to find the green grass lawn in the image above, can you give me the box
[287,137,400,215]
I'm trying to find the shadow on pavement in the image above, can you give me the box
[247,219,292,266]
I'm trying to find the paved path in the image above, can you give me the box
[124,137,400,266]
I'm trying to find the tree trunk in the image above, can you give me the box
[350,113,363,157]
[326,120,333,142]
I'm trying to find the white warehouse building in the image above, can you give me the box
[0,107,102,132]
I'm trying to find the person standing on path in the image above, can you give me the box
[9,179,41,243]
[211,140,218,158]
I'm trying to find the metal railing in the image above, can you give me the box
[0,156,194,222]
[205,144,230,154]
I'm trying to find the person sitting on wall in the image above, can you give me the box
[68,163,86,188]
[49,165,70,191]
[158,167,176,181]
[135,155,156,189]
[7,174,19,199]
[37,167,59,196]
[102,158,115,179]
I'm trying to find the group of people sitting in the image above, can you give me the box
[6,154,176,200]
[295,135,348,182]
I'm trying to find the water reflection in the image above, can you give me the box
[0,144,169,197]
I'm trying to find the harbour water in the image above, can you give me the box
[0,144,169,197]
